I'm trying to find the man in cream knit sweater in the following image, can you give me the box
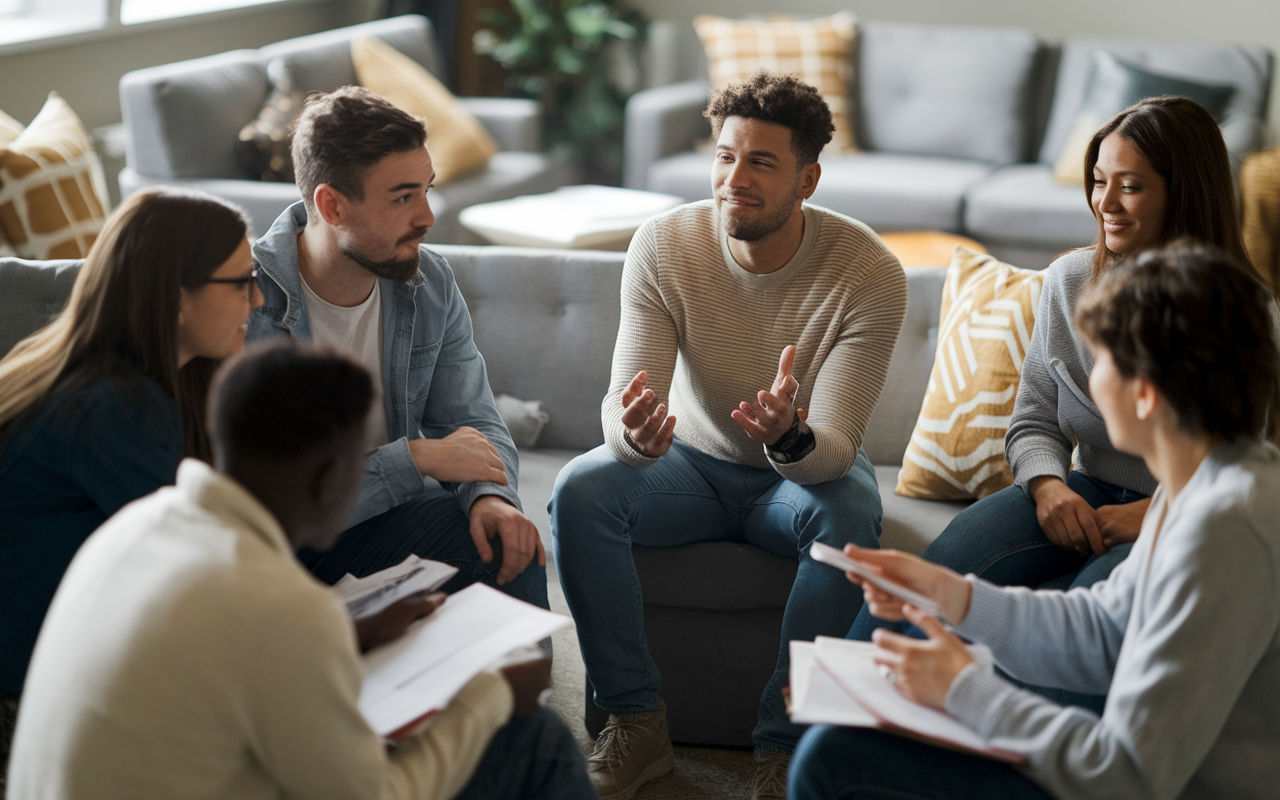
[550,72,907,800]
[8,346,594,800]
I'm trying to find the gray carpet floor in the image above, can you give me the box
[521,450,756,800]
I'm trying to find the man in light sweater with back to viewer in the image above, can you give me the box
[549,72,908,800]
[7,344,596,799]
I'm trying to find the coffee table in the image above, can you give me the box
[459,185,685,250]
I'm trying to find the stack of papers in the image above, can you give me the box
[359,583,570,739]
[790,636,1022,764]
[334,555,458,620]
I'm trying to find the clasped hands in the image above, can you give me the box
[406,427,545,586]
[622,345,802,458]
[837,544,978,712]
[1028,476,1150,556]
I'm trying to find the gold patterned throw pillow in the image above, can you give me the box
[896,247,1046,500]
[0,108,22,146]
[237,58,303,182]
[0,93,109,260]
[693,12,859,154]
[351,35,498,186]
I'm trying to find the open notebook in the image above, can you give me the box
[790,636,1024,764]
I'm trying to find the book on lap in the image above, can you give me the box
[790,636,1024,764]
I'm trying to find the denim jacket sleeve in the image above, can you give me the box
[418,264,521,515]
[346,438,428,528]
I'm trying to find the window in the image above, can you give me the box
[0,0,312,49]
[120,0,296,26]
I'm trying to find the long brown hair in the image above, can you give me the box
[0,189,249,460]
[1083,96,1249,278]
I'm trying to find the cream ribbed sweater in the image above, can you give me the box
[603,200,908,485]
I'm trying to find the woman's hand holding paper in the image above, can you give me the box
[839,544,972,625]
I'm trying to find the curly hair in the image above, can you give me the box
[704,71,834,165]
[1075,240,1280,441]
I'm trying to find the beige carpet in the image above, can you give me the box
[521,450,756,800]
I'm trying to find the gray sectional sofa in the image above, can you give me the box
[1,244,965,747]
[627,22,1274,268]
[117,15,572,244]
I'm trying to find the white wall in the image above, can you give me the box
[0,0,382,130]
[637,0,1280,144]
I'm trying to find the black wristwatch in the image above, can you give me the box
[767,413,816,464]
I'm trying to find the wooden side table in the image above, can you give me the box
[878,231,988,268]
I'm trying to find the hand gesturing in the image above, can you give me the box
[731,345,800,446]
[620,370,676,458]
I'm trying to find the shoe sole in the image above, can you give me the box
[597,747,675,800]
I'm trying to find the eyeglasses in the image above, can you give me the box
[204,268,259,295]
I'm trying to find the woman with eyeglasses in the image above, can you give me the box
[0,189,261,717]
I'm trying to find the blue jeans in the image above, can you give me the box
[789,726,1051,800]
[455,708,598,800]
[847,471,1145,711]
[300,481,550,610]
[550,441,882,754]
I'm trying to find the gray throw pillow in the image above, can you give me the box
[1052,50,1235,183]
[495,394,550,449]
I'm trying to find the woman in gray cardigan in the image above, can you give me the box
[793,241,1280,800]
[848,97,1253,708]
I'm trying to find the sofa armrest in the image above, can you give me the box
[623,79,711,189]
[459,97,542,152]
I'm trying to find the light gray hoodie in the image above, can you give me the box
[947,438,1280,799]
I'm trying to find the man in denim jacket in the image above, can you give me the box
[246,86,546,609]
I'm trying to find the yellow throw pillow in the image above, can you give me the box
[0,93,109,260]
[351,35,498,186]
[693,12,859,154]
[896,246,1046,500]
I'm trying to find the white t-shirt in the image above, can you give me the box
[299,274,389,454]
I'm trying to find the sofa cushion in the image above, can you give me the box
[649,152,993,232]
[812,153,994,233]
[352,35,497,185]
[693,12,858,152]
[0,94,110,260]
[258,14,444,95]
[876,466,970,554]
[1051,50,1236,185]
[121,50,269,181]
[964,163,1097,248]
[862,267,945,466]
[856,21,1041,165]
[0,257,81,357]
[896,248,1045,501]
[1038,38,1273,167]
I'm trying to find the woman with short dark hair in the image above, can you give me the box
[791,241,1280,799]
[0,189,261,700]
[848,97,1255,710]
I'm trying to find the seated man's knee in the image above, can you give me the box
[548,447,631,527]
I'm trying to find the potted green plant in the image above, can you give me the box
[473,0,647,184]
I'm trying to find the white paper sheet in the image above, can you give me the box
[358,583,569,738]
[789,640,877,727]
[334,555,458,620]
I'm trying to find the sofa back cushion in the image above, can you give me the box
[119,15,443,181]
[0,257,81,358]
[856,21,1041,165]
[440,245,626,451]
[1038,38,1274,166]
[861,267,946,466]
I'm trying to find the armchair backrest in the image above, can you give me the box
[119,15,442,182]
[0,258,81,358]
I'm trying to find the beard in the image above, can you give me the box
[341,229,426,283]
[717,175,802,242]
